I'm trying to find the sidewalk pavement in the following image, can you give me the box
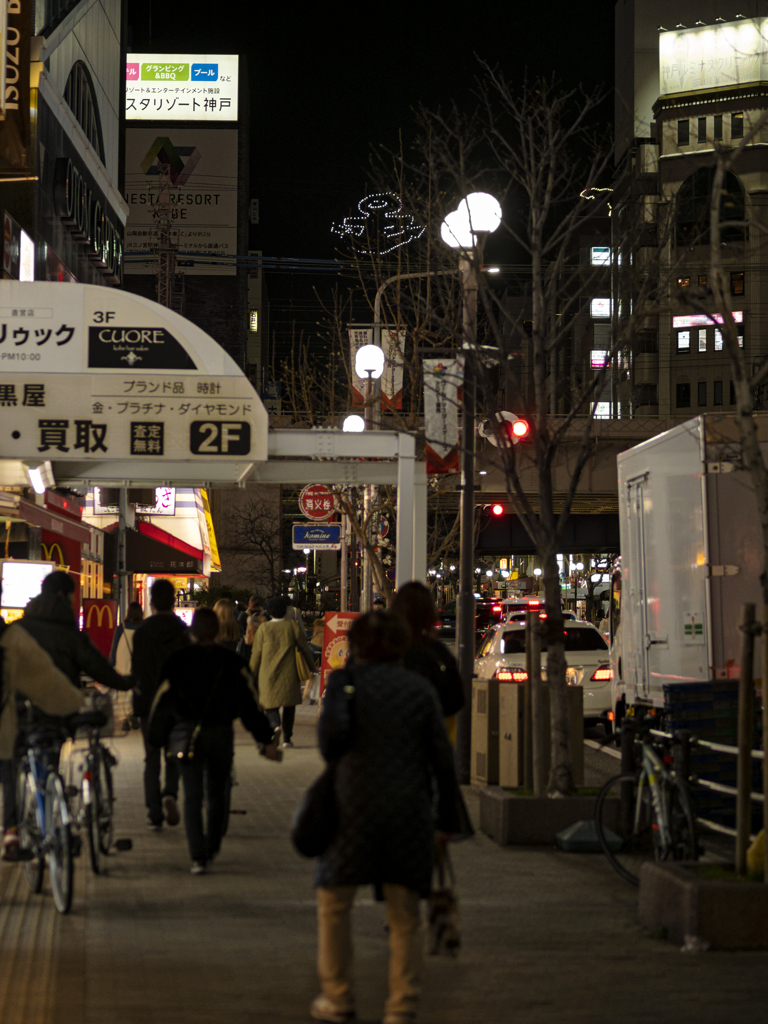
[1,703,767,1024]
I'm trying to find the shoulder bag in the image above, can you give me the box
[290,672,355,858]
[167,670,221,762]
[427,844,460,956]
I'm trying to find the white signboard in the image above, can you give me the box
[660,19,768,96]
[1,560,55,609]
[125,128,237,276]
[126,54,238,121]
[0,282,267,472]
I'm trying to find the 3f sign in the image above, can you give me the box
[190,421,250,456]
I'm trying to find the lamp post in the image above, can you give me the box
[441,191,502,783]
[354,343,385,612]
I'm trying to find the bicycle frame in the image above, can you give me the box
[24,741,71,848]
[636,742,673,851]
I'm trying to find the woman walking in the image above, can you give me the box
[249,596,315,748]
[213,598,242,652]
[149,607,281,874]
[310,611,460,1024]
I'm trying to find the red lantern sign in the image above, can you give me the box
[298,484,335,521]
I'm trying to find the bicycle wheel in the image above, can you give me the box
[85,762,101,875]
[658,776,697,864]
[46,772,74,914]
[16,763,44,893]
[95,750,114,856]
[595,772,655,887]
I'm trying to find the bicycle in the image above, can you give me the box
[66,717,118,875]
[594,715,698,886]
[16,708,106,913]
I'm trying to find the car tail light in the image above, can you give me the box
[590,666,613,682]
[608,710,615,722]
[492,604,502,614]
[496,668,528,683]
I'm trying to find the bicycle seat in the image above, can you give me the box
[69,710,108,732]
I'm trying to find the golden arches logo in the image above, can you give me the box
[86,604,114,630]
[41,543,66,567]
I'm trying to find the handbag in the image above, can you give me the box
[295,648,314,685]
[427,846,460,956]
[290,669,355,858]
[167,720,201,761]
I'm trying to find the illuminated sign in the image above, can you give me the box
[0,559,55,609]
[590,350,609,369]
[125,54,238,122]
[672,311,743,328]
[19,229,33,282]
[660,19,768,96]
[590,298,612,318]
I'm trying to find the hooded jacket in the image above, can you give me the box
[20,592,128,691]
[131,612,190,717]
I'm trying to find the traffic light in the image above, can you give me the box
[479,411,531,447]
[491,503,504,516]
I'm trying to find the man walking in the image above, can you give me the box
[132,579,190,830]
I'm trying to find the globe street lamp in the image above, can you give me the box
[442,191,502,783]
[354,343,386,613]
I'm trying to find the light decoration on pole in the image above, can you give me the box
[331,193,425,255]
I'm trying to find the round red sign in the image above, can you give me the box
[298,484,335,521]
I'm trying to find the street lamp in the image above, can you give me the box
[342,414,365,432]
[354,344,386,613]
[442,191,502,784]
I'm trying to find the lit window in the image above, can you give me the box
[678,277,691,288]
[590,350,609,369]
[591,246,610,266]
[592,401,618,419]
[249,310,258,332]
[714,330,723,351]
[590,298,611,318]
[730,271,744,296]
[677,330,691,352]
[698,329,707,352]
[698,275,708,288]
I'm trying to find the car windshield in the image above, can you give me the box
[500,626,608,655]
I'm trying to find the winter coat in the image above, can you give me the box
[20,593,128,691]
[314,662,460,898]
[131,612,190,717]
[0,619,83,758]
[249,617,315,709]
[147,644,274,749]
[403,638,465,718]
[113,620,141,675]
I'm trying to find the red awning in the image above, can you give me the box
[0,494,92,544]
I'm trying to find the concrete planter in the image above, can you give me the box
[479,785,620,846]
[638,861,768,950]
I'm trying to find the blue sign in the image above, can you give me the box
[293,523,341,551]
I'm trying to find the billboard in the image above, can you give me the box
[660,19,768,96]
[124,128,237,276]
[126,54,238,122]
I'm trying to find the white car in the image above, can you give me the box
[473,619,613,722]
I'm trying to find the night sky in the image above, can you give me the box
[127,1,618,261]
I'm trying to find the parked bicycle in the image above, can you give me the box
[594,714,698,886]
[65,716,119,874]
[16,708,106,914]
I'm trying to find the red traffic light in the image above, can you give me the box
[491,503,504,516]
[509,418,530,440]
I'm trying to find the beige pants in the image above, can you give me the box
[316,883,422,1018]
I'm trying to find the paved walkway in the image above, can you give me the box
[1,705,767,1024]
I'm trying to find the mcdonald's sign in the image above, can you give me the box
[83,599,117,657]
[41,543,67,568]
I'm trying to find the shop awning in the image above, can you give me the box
[0,492,92,544]
[104,523,204,576]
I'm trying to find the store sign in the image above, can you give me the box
[0,282,268,471]
[660,19,768,96]
[93,486,176,516]
[0,0,31,172]
[125,54,238,122]
[298,484,335,521]
[53,157,124,283]
[672,311,743,328]
[319,612,359,697]
[292,523,341,551]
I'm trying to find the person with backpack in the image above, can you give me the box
[109,601,144,731]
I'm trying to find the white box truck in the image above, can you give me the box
[612,413,766,715]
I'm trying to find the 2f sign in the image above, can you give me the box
[190,421,251,456]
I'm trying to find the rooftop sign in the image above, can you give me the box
[125,54,238,121]
[660,18,768,96]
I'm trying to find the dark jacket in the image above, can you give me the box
[314,662,460,898]
[147,644,274,749]
[402,638,465,717]
[131,612,190,717]
[20,593,129,690]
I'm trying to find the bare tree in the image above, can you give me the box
[219,493,284,596]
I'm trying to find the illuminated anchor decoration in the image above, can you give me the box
[331,193,425,255]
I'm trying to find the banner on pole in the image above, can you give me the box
[423,357,463,474]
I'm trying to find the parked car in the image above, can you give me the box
[436,598,507,652]
[473,620,613,723]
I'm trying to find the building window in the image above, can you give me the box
[636,330,658,354]
[590,246,610,266]
[714,114,723,141]
[675,167,745,246]
[678,276,691,288]
[698,274,708,288]
[732,112,744,139]
[730,381,736,405]
[676,382,691,408]
[698,381,707,406]
[714,329,723,351]
[677,330,691,352]
[731,271,745,296]
[698,329,707,352]
[698,117,707,143]
[63,61,105,163]
[714,380,723,405]
[634,383,658,407]
[678,120,690,146]
[738,330,744,348]
[590,297,611,318]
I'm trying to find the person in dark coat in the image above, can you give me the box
[391,581,465,745]
[311,611,460,1024]
[131,578,190,830]
[148,606,281,874]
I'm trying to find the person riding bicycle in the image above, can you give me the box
[0,583,83,861]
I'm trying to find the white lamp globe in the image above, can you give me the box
[355,344,385,379]
[461,192,502,233]
[342,414,366,432]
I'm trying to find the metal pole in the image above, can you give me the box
[530,613,544,797]
[736,602,755,876]
[455,255,478,786]
[763,604,768,882]
[116,487,129,623]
